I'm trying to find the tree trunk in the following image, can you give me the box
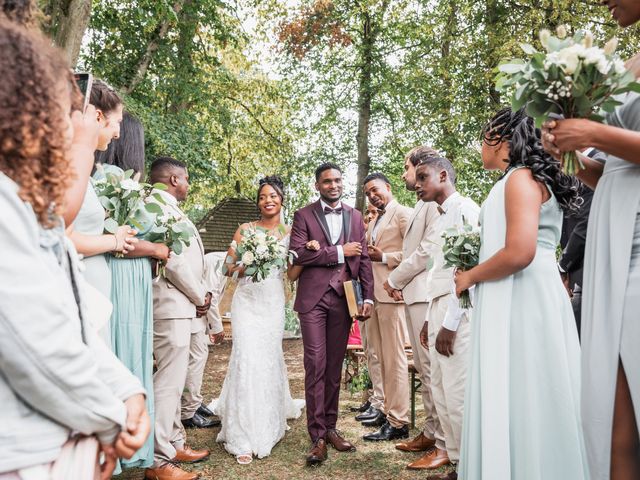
[354,12,373,213]
[122,0,185,95]
[42,0,92,67]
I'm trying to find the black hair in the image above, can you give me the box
[315,162,342,181]
[417,156,456,185]
[90,79,122,115]
[149,156,186,183]
[483,107,580,211]
[363,172,391,186]
[405,145,441,167]
[257,175,285,204]
[95,112,145,174]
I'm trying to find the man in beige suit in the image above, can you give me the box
[181,252,227,429]
[146,157,211,480]
[359,173,413,442]
[384,146,445,468]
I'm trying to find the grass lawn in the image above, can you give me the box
[116,338,453,480]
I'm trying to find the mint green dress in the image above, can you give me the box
[458,168,588,479]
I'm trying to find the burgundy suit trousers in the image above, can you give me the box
[299,288,352,442]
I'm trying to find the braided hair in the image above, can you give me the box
[483,107,581,211]
[257,175,285,204]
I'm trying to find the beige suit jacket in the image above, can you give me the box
[153,191,209,320]
[387,199,439,305]
[366,199,413,303]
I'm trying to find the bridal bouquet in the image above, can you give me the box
[496,25,640,175]
[440,221,481,308]
[224,226,292,282]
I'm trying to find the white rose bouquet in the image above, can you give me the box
[440,221,481,309]
[224,226,293,283]
[496,26,640,175]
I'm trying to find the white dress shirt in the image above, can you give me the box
[370,203,390,264]
[429,192,480,331]
[320,199,345,264]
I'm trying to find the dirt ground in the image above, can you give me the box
[116,338,452,480]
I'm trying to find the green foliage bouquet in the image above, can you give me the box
[440,221,481,309]
[224,226,293,283]
[496,26,640,175]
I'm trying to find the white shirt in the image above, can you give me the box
[429,192,480,331]
[320,199,345,264]
[371,200,395,265]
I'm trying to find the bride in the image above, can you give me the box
[212,175,305,464]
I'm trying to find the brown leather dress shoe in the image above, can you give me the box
[306,439,328,466]
[173,445,210,463]
[427,471,458,480]
[395,432,436,452]
[144,463,199,480]
[326,429,356,452]
[406,447,450,470]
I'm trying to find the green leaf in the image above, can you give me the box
[145,202,164,214]
[104,217,119,234]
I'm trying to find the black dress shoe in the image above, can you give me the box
[196,403,214,417]
[363,422,409,441]
[181,412,221,428]
[349,400,371,413]
[355,406,380,422]
[361,411,387,427]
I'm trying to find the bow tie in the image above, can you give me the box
[377,208,386,216]
[324,206,343,215]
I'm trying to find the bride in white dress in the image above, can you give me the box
[211,176,304,464]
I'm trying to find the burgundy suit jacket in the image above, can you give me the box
[291,200,374,314]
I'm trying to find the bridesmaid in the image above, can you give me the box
[95,112,169,471]
[67,80,137,343]
[542,3,640,479]
[456,108,587,479]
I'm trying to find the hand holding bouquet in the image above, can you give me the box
[224,226,293,282]
[441,221,481,308]
[496,26,640,175]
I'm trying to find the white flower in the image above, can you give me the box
[557,45,583,74]
[597,58,610,75]
[256,244,268,258]
[539,29,551,49]
[241,251,255,265]
[604,37,619,56]
[582,47,605,66]
[614,59,627,75]
[556,25,568,39]
[121,179,142,191]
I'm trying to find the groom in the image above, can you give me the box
[291,162,374,466]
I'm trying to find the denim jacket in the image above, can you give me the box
[0,173,145,472]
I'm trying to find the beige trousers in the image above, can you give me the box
[405,302,444,443]
[152,317,193,466]
[359,318,384,410]
[366,302,410,427]
[427,294,471,462]
[181,317,209,420]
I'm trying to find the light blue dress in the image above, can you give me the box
[581,92,640,479]
[458,168,588,479]
[74,181,112,344]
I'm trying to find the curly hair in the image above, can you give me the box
[483,107,581,211]
[1,0,38,27]
[0,21,77,227]
[257,175,285,204]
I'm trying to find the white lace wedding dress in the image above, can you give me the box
[210,235,305,459]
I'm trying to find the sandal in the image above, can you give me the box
[236,454,253,465]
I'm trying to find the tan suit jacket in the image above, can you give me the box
[387,200,439,305]
[152,191,208,320]
[366,199,413,303]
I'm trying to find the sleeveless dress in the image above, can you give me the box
[74,181,112,344]
[458,168,588,479]
[212,233,304,458]
[581,92,640,479]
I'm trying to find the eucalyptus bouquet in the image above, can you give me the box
[146,215,196,277]
[93,164,166,237]
[441,221,481,308]
[496,25,640,175]
[224,226,293,283]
